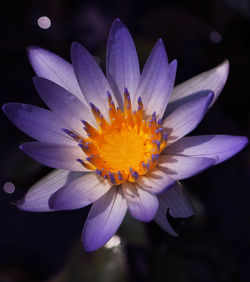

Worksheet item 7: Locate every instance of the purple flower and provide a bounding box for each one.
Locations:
[3,19,248,251]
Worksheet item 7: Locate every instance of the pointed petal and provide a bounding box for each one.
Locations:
[71,42,117,120]
[169,60,229,108]
[133,39,176,117]
[158,155,215,180]
[123,181,159,222]
[137,168,176,194]
[17,169,84,212]
[49,173,112,210]
[106,18,140,106]
[163,135,248,165]
[154,182,195,236]
[2,103,73,144]
[163,92,213,145]
[82,186,127,252]
[27,46,86,104]
[20,142,87,171]
[33,77,96,135]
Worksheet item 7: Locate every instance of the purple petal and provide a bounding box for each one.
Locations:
[158,155,215,180]
[163,135,248,165]
[27,46,86,104]
[82,186,127,252]
[3,103,73,144]
[71,42,116,120]
[33,77,96,135]
[17,169,84,212]
[123,181,159,222]
[137,168,176,194]
[154,182,195,236]
[169,60,229,108]
[163,92,213,145]
[20,141,87,171]
[49,173,112,210]
[133,39,176,117]
[106,18,140,107]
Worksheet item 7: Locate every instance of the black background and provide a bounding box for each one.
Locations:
[0,0,249,281]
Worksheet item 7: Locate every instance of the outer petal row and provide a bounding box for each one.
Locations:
[106,18,140,107]
[20,142,87,171]
[123,181,159,222]
[49,173,112,210]
[133,39,176,118]
[163,92,214,145]
[2,103,73,145]
[168,60,229,111]
[154,182,195,236]
[163,135,248,165]
[33,77,96,136]
[27,46,86,104]
[17,169,84,212]
[82,186,127,252]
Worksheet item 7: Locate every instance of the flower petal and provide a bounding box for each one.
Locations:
[163,92,213,145]
[168,60,229,109]
[17,169,84,212]
[133,39,176,117]
[106,18,140,107]
[71,42,117,120]
[49,173,112,210]
[123,181,159,222]
[2,103,73,144]
[20,142,87,171]
[33,77,96,135]
[82,186,127,252]
[163,135,248,165]
[154,182,195,236]
[27,46,86,104]
[137,168,176,194]
[158,155,215,180]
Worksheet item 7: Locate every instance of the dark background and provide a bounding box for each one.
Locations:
[0,0,249,281]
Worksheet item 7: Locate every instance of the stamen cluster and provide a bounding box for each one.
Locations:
[63,89,168,184]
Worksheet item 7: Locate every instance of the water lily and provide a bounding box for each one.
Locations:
[3,19,248,251]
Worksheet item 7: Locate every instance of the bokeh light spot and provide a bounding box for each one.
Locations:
[37,16,51,29]
[104,235,121,249]
[209,31,222,44]
[3,182,15,194]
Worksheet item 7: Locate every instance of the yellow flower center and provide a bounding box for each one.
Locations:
[64,89,167,185]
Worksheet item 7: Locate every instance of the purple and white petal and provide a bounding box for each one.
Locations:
[17,169,84,212]
[106,18,140,107]
[163,135,248,165]
[20,142,87,171]
[33,77,96,135]
[133,39,176,117]
[49,173,112,210]
[169,60,229,108]
[27,46,86,104]
[82,186,127,252]
[123,181,159,222]
[71,42,117,120]
[3,103,73,145]
[158,155,215,180]
[137,168,176,194]
[154,182,195,236]
[163,92,213,145]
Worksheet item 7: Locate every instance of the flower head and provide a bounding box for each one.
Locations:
[3,19,248,251]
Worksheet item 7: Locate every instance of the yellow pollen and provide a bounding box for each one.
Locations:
[67,89,168,185]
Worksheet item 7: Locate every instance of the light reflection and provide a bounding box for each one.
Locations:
[3,182,15,194]
[209,31,222,44]
[37,16,51,29]
[104,235,121,249]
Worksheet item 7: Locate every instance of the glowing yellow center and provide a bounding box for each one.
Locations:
[64,90,167,185]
